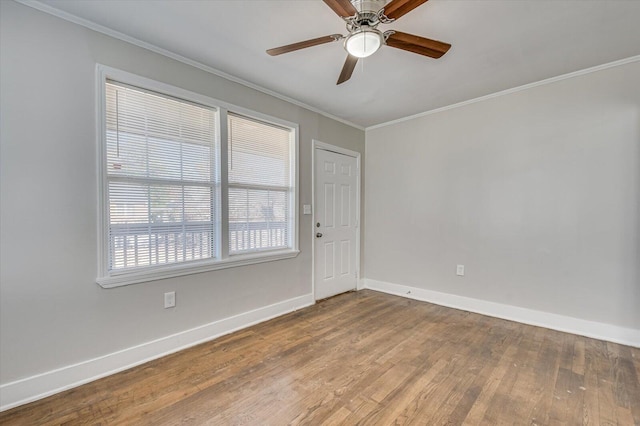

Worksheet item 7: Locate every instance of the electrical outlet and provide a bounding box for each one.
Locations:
[164,291,176,308]
[456,265,465,276]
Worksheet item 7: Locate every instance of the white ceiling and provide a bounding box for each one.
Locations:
[38,0,640,128]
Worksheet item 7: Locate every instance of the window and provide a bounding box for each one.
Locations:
[228,114,293,254]
[105,81,218,272]
[97,66,298,287]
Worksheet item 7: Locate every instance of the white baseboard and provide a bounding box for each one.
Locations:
[364,279,640,348]
[0,293,314,412]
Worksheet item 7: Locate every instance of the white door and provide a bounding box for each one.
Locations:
[314,147,359,300]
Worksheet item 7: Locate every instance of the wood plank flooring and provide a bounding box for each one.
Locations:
[1,290,638,425]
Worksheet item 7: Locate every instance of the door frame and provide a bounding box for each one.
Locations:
[311,139,361,301]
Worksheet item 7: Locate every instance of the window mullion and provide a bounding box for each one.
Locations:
[179,110,186,262]
[211,110,220,260]
[219,108,230,260]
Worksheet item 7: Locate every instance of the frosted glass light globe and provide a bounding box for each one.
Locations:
[345,29,382,58]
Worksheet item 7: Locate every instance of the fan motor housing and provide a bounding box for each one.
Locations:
[350,0,389,27]
[351,0,388,15]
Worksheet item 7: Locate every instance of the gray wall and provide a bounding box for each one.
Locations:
[365,60,640,330]
[0,1,364,384]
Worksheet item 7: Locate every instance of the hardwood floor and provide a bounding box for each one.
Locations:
[1,290,639,425]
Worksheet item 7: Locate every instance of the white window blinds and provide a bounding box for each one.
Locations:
[228,113,293,253]
[105,81,218,272]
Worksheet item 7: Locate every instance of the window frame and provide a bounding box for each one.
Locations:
[227,113,296,255]
[96,65,299,288]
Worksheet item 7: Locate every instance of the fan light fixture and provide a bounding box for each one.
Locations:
[265,0,452,85]
[344,28,382,58]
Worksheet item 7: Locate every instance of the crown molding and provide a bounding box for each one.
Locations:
[13,0,365,131]
[367,54,640,131]
[12,1,639,134]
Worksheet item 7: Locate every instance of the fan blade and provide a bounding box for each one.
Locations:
[337,55,358,85]
[323,0,357,17]
[386,31,451,58]
[383,0,429,20]
[267,35,341,56]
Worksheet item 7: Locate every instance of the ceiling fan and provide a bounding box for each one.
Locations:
[266,0,451,85]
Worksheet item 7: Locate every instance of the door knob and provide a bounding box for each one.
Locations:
[316,232,323,238]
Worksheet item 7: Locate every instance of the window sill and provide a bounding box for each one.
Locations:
[96,249,300,288]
